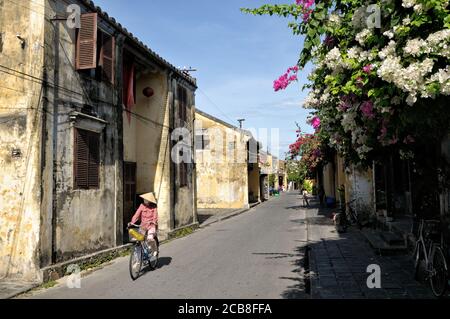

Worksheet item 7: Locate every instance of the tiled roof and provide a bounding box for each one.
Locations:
[80,0,197,87]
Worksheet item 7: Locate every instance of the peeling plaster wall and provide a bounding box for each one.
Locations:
[0,0,46,281]
[195,112,249,209]
[40,0,122,263]
[173,84,196,227]
[345,166,375,215]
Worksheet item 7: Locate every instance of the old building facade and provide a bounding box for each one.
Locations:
[0,0,197,282]
[194,110,260,209]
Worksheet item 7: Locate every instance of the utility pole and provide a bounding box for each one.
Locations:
[238,119,245,129]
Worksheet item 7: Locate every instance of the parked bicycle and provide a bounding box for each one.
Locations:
[332,199,358,233]
[413,219,448,297]
[128,223,159,280]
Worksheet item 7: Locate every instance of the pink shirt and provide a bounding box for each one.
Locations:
[131,204,158,232]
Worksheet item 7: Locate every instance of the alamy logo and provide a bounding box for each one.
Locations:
[366,264,381,289]
[66,4,81,29]
[66,264,81,289]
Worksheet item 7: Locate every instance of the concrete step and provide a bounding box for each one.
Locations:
[380,231,405,246]
[361,229,407,254]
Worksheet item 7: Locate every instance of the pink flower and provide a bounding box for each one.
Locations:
[311,116,321,130]
[273,65,300,91]
[296,0,315,8]
[363,64,373,74]
[360,100,375,119]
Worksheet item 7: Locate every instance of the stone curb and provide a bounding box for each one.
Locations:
[1,282,42,300]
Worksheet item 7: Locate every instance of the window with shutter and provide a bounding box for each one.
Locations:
[178,86,188,124]
[100,32,115,84]
[76,13,98,70]
[74,128,100,189]
[180,162,188,187]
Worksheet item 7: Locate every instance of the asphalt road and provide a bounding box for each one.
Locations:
[27,192,309,299]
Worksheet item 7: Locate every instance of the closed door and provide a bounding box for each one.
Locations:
[123,162,136,242]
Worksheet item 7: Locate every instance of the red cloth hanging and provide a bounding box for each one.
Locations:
[123,60,135,124]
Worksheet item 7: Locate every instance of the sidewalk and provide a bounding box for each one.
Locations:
[0,280,40,300]
[198,201,261,228]
[306,201,446,299]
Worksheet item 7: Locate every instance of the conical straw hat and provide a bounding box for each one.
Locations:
[139,192,157,204]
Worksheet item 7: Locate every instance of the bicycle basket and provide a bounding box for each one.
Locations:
[128,228,145,241]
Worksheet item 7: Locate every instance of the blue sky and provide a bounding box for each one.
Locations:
[95,0,314,158]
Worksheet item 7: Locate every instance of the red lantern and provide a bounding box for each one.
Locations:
[143,87,154,97]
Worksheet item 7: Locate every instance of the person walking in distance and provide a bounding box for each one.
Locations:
[302,188,310,207]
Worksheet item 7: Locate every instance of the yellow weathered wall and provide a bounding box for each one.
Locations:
[248,165,260,203]
[323,162,335,198]
[195,112,249,209]
[123,71,172,233]
[0,0,46,281]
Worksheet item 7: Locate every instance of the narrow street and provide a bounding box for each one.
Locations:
[22,192,441,299]
[26,192,309,299]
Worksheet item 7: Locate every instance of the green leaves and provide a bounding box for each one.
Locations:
[240,4,303,19]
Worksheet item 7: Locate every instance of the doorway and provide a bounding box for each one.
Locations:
[123,162,137,243]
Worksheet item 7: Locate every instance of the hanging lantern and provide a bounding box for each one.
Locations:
[143,87,154,97]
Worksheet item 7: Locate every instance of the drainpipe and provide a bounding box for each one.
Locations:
[51,21,60,264]
[168,71,176,230]
[192,101,198,225]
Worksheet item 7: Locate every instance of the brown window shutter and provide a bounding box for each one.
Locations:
[88,133,100,188]
[101,32,115,84]
[75,129,89,189]
[76,13,98,70]
[75,128,100,189]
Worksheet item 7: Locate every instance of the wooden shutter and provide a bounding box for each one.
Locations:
[88,133,100,188]
[180,162,188,187]
[101,32,115,84]
[75,128,100,189]
[75,129,89,188]
[76,13,98,70]
[178,86,188,123]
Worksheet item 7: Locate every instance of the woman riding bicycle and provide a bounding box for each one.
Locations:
[128,192,159,257]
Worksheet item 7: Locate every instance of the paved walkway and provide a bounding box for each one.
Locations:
[306,200,448,299]
[0,280,39,299]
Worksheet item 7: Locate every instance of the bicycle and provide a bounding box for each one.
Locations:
[127,223,159,281]
[343,199,363,229]
[413,219,448,297]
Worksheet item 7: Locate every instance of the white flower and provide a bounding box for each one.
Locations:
[347,46,361,60]
[341,112,357,132]
[406,94,417,106]
[402,0,416,8]
[355,29,372,46]
[378,40,396,60]
[404,38,427,56]
[402,17,411,25]
[328,14,341,27]
[413,4,423,13]
[383,30,394,39]
[303,91,320,109]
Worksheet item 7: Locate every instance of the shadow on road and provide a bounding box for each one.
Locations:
[157,257,172,269]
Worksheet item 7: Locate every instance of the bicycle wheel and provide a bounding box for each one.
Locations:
[129,244,143,281]
[414,241,425,281]
[148,240,159,270]
[430,246,448,297]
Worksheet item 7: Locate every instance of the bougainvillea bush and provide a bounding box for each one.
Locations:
[243,0,450,168]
